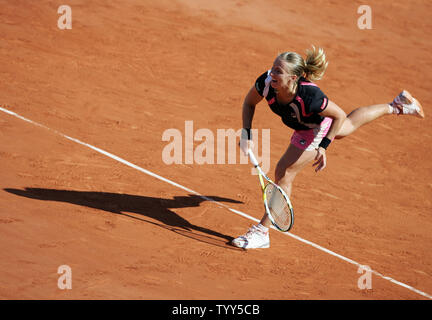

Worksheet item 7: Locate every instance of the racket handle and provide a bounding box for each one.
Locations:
[248,149,259,167]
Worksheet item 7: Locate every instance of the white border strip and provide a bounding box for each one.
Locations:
[1,106,431,300]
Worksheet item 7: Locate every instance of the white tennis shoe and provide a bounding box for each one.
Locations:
[391,90,425,118]
[232,225,270,249]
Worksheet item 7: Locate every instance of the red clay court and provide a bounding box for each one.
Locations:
[1,0,431,299]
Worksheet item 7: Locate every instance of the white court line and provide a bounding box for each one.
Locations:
[1,105,431,300]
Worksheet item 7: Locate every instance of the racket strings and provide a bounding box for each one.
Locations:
[264,184,292,229]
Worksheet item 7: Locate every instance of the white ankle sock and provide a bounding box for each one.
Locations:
[389,104,400,114]
[257,223,269,233]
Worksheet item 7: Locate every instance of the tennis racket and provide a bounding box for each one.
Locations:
[248,149,294,232]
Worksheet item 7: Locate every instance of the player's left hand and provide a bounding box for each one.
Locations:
[313,147,326,172]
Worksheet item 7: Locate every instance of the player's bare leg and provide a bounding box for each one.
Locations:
[336,91,424,139]
[335,104,390,139]
[259,144,316,228]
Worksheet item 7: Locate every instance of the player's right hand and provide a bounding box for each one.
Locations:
[239,138,254,156]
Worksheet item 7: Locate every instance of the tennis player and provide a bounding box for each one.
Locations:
[232,46,424,249]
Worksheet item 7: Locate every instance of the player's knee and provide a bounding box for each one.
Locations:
[336,118,354,139]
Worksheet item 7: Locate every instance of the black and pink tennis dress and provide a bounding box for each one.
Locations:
[255,70,333,151]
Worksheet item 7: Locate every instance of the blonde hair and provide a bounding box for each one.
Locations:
[278,46,328,82]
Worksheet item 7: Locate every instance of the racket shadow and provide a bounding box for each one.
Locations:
[4,187,243,250]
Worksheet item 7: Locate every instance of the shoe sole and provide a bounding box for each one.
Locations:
[231,239,270,249]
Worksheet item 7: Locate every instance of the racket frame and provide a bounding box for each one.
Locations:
[248,149,294,232]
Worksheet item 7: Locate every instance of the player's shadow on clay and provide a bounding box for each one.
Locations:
[4,188,243,250]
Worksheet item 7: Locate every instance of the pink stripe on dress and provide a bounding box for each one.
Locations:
[320,117,333,136]
[295,96,313,117]
[321,97,328,110]
[300,81,318,87]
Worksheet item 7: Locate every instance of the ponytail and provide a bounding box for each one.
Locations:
[304,45,328,81]
[277,46,328,82]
